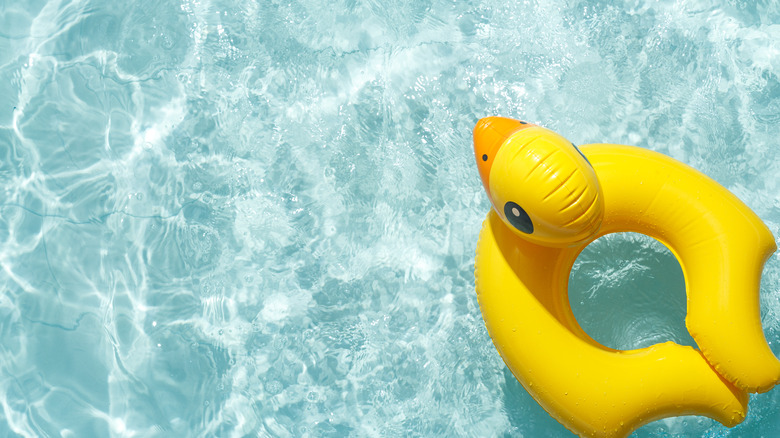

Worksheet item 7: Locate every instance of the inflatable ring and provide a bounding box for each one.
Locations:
[473,117,780,437]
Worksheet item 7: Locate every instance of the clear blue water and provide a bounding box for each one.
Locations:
[1,0,780,436]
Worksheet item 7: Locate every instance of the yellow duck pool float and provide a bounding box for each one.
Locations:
[473,116,780,437]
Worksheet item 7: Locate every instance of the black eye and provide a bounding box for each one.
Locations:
[482,154,488,161]
[572,143,592,167]
[504,201,533,234]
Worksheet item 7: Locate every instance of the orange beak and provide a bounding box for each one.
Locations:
[473,117,535,195]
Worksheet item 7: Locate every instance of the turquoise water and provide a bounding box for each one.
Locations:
[1,0,780,436]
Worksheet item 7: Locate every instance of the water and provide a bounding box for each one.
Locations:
[1,0,780,436]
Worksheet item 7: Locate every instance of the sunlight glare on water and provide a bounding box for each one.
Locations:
[1,0,780,436]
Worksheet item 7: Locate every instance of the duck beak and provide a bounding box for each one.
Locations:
[473,117,535,195]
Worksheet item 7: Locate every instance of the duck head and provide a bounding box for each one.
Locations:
[474,116,604,247]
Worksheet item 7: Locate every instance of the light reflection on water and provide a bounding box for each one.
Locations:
[1,0,780,437]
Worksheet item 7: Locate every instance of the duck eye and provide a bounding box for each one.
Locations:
[482,154,488,161]
[572,142,592,167]
[504,201,534,234]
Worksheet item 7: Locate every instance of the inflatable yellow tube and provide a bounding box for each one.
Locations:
[473,117,779,437]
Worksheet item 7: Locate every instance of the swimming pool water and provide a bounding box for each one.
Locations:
[1,0,780,436]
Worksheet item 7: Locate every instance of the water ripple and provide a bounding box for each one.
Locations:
[0,0,779,437]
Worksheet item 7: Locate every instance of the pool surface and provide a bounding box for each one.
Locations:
[1,0,780,436]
